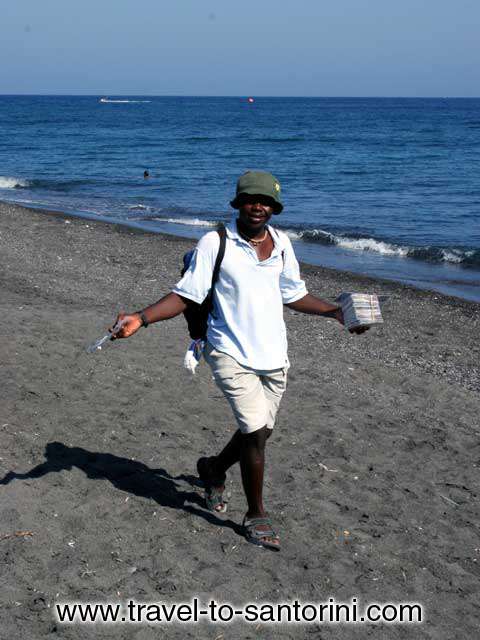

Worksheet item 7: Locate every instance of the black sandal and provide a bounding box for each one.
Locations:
[243,516,281,551]
[196,457,228,513]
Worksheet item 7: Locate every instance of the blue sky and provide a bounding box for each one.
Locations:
[1,0,479,96]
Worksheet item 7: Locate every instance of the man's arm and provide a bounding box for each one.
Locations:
[112,292,188,338]
[111,232,218,339]
[286,293,342,319]
[286,294,369,334]
[140,292,188,324]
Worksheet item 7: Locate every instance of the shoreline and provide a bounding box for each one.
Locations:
[3,199,480,307]
[1,199,479,639]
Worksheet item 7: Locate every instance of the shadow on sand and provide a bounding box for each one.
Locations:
[0,441,243,536]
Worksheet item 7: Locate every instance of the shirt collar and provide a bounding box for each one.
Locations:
[225,216,283,250]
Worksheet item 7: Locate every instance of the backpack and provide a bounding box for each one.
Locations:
[181,224,227,340]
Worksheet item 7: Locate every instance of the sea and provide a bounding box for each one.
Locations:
[1,95,479,302]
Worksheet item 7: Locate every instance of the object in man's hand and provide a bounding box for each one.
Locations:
[85,318,127,353]
[336,293,383,330]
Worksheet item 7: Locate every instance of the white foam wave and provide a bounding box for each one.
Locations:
[336,237,410,257]
[150,217,217,228]
[286,225,475,264]
[284,230,303,241]
[286,226,411,256]
[440,249,464,264]
[0,176,30,189]
[286,228,337,243]
[128,204,151,210]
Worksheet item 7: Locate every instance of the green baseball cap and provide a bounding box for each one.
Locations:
[230,170,283,213]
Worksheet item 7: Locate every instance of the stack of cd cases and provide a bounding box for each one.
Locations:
[336,293,384,330]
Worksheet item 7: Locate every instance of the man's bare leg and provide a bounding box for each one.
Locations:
[208,427,278,547]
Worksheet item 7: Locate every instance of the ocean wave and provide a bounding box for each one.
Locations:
[140,216,479,266]
[0,177,94,192]
[408,247,480,267]
[25,178,94,192]
[128,204,151,210]
[0,176,30,189]
[283,227,479,266]
[337,237,410,257]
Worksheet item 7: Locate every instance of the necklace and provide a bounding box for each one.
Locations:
[239,229,268,246]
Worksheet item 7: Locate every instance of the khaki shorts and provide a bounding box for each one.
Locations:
[204,343,288,434]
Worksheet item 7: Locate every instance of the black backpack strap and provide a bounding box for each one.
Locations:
[206,224,226,319]
[211,224,226,290]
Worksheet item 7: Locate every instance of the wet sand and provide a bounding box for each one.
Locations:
[0,201,479,639]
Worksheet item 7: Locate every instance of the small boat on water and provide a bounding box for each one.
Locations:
[98,96,151,104]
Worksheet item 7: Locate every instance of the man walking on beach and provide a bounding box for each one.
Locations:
[113,170,365,551]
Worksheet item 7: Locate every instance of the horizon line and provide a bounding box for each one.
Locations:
[1,93,479,100]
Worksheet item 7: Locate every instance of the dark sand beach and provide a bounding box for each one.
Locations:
[1,201,479,639]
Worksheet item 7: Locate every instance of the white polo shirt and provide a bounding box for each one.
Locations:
[172,219,308,370]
